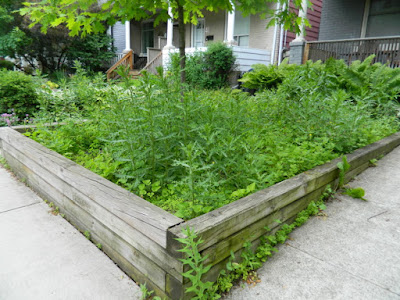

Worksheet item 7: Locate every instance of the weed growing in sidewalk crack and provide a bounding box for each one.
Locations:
[84,230,91,240]
[337,155,367,201]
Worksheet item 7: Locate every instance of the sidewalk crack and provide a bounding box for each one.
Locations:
[0,202,40,215]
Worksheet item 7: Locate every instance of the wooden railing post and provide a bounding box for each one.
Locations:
[302,42,310,64]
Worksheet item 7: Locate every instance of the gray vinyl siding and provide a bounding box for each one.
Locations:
[112,22,126,53]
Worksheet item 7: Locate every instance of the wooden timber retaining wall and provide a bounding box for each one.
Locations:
[1,126,400,299]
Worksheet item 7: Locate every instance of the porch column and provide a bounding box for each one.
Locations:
[290,0,307,64]
[226,4,235,45]
[124,20,131,53]
[293,0,308,42]
[164,6,175,49]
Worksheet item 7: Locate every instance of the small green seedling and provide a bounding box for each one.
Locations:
[84,230,91,240]
[96,243,102,250]
[337,156,350,189]
[344,187,367,201]
[369,158,378,167]
[140,283,154,300]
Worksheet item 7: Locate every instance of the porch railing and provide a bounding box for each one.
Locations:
[305,36,400,67]
[106,50,133,80]
[141,51,163,75]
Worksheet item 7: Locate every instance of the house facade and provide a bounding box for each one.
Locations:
[110,5,279,73]
[300,0,400,67]
[108,0,324,75]
[319,0,400,40]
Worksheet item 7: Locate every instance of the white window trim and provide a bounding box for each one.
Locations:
[361,0,371,38]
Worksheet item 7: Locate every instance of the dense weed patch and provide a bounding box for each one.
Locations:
[27,58,400,220]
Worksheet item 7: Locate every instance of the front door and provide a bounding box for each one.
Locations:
[193,19,205,47]
[142,22,154,54]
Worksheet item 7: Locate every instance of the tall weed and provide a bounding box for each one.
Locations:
[29,59,399,220]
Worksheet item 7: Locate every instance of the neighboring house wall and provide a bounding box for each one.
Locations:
[318,0,365,40]
[249,13,276,51]
[112,22,126,53]
[366,0,400,37]
[286,0,323,47]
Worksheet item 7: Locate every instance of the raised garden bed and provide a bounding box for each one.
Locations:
[1,126,400,299]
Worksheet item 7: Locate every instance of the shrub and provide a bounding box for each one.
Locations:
[168,42,236,89]
[0,59,14,70]
[66,33,116,72]
[202,42,236,89]
[0,70,39,117]
[34,61,108,122]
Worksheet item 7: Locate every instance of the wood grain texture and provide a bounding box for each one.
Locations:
[0,128,182,246]
[2,126,399,299]
[1,145,173,289]
[0,127,185,296]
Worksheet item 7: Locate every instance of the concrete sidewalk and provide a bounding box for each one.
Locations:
[0,164,141,300]
[225,146,400,300]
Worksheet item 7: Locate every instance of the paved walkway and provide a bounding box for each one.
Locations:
[1,146,400,300]
[0,164,141,300]
[225,146,400,300]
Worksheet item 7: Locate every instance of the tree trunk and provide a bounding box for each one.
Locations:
[177,3,186,84]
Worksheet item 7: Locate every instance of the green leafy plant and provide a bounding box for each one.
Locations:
[215,189,329,295]
[177,227,220,299]
[169,42,235,89]
[0,155,10,169]
[0,59,14,70]
[140,283,153,300]
[369,158,378,167]
[337,156,351,189]
[27,58,399,220]
[239,62,291,90]
[344,187,367,201]
[336,156,367,201]
[84,230,91,240]
[139,283,163,300]
[0,70,39,118]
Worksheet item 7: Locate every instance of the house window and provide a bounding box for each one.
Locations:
[366,0,400,37]
[192,19,205,47]
[234,10,250,47]
[142,22,154,54]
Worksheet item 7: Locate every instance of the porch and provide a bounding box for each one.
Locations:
[304,36,400,67]
[290,0,400,66]
[106,5,277,79]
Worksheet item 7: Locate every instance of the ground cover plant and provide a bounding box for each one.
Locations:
[26,57,400,220]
